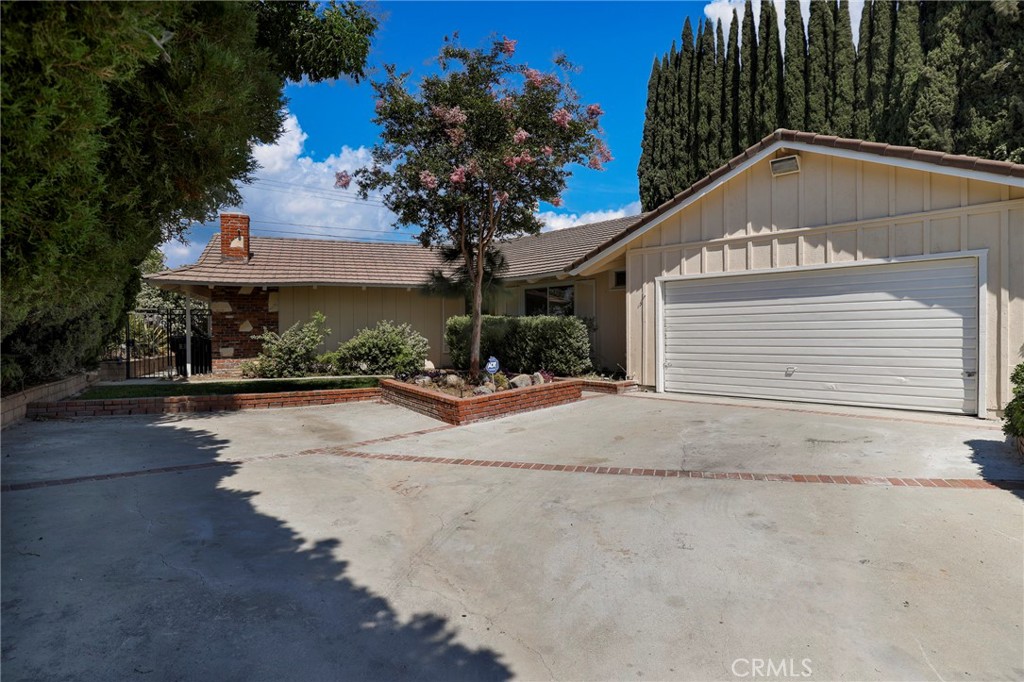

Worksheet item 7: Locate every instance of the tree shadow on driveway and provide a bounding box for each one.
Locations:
[1,419,511,681]
[965,436,1024,500]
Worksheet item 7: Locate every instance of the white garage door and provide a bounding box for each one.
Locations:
[661,258,979,414]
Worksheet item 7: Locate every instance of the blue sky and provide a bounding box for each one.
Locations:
[165,0,848,267]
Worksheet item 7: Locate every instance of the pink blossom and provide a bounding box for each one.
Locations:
[550,196,563,207]
[446,127,466,145]
[375,99,385,113]
[587,155,604,170]
[596,140,613,163]
[518,150,534,165]
[498,96,514,110]
[334,171,352,189]
[466,159,481,176]
[431,104,468,126]
[450,166,467,184]
[551,108,572,129]
[542,145,553,156]
[513,127,530,144]
[419,170,439,190]
[524,68,558,88]
[499,36,517,56]
[586,103,604,119]
[503,151,535,170]
[496,191,509,205]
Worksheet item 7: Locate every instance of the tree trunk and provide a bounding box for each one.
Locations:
[468,247,486,381]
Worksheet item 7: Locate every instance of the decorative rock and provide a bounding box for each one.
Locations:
[483,381,496,392]
[423,360,435,370]
[473,385,494,395]
[414,376,433,388]
[510,373,532,389]
[238,320,253,333]
[444,374,464,388]
[531,372,545,385]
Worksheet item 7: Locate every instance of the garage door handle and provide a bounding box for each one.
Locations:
[964,370,977,378]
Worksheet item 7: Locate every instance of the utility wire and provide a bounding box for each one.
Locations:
[249,182,387,208]
[249,227,416,243]
[250,217,416,237]
[251,176,386,201]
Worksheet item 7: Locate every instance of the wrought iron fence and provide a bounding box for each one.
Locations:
[104,308,212,379]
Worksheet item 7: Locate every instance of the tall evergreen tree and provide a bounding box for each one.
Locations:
[738,0,758,147]
[830,0,856,136]
[661,41,680,198]
[717,19,731,159]
[782,0,807,130]
[755,0,782,137]
[727,10,742,154]
[694,20,721,176]
[637,56,662,210]
[806,0,834,133]
[852,0,874,138]
[653,51,673,205]
[886,0,924,144]
[866,0,894,139]
[906,2,961,152]
[678,18,697,189]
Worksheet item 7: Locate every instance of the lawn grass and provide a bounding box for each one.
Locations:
[76,376,379,400]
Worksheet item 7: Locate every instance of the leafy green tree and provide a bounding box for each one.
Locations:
[782,0,807,130]
[755,0,782,138]
[831,0,856,136]
[354,38,608,378]
[1,1,376,391]
[886,0,923,144]
[739,0,758,147]
[806,0,834,133]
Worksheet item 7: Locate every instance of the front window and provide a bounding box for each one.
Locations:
[525,285,574,316]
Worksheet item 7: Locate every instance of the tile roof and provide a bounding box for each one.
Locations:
[568,129,1024,272]
[147,213,645,288]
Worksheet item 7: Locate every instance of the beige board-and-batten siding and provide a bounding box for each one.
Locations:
[624,149,1024,414]
[277,286,465,366]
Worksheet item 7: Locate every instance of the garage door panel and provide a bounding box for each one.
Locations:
[661,258,979,414]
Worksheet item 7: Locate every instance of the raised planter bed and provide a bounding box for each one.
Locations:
[554,377,638,395]
[26,387,380,419]
[380,378,583,425]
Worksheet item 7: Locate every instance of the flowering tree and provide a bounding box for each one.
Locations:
[345,36,610,378]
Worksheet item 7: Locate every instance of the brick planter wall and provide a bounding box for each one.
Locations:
[380,378,582,425]
[27,387,380,419]
[554,377,638,394]
[2,372,99,429]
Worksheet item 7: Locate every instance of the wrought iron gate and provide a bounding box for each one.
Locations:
[120,308,212,379]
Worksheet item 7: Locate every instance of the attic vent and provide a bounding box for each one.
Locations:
[770,155,801,177]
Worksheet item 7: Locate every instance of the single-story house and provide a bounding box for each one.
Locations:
[146,212,639,373]
[149,129,1024,417]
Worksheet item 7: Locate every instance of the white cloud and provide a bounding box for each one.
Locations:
[704,0,864,51]
[160,240,206,267]
[537,200,643,232]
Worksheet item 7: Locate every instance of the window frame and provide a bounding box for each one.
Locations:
[611,270,627,290]
[523,284,576,316]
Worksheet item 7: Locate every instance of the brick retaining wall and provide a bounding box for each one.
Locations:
[3,372,99,429]
[380,379,582,425]
[555,377,638,394]
[27,387,380,419]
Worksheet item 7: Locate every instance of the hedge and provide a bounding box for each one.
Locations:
[1003,362,1024,437]
[445,315,591,377]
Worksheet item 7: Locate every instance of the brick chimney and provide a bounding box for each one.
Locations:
[220,213,250,261]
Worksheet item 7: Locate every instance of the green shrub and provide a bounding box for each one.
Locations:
[1003,362,1024,437]
[444,315,591,377]
[241,312,330,378]
[321,320,429,376]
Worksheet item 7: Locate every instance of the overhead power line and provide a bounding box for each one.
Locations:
[249,227,416,243]
[249,181,387,207]
[250,217,416,237]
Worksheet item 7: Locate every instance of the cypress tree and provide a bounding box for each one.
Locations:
[717,19,731,160]
[782,0,807,130]
[727,9,742,154]
[638,56,662,210]
[886,0,924,144]
[831,0,856,136]
[678,18,697,188]
[653,51,673,205]
[866,0,894,140]
[852,0,873,138]
[806,0,834,133]
[738,0,758,147]
[907,2,962,152]
[662,41,680,196]
[755,0,782,138]
[695,20,721,177]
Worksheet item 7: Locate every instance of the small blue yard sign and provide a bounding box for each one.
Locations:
[485,356,500,375]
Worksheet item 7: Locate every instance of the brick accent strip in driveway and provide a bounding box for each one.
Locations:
[3,440,1022,493]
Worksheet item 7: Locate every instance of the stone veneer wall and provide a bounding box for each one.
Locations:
[210,286,279,373]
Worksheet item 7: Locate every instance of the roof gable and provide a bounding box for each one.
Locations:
[569,129,1024,274]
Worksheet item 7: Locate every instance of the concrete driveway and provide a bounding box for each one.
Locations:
[2,395,1022,680]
